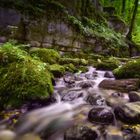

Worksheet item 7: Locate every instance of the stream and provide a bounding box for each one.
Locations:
[0,66,139,140]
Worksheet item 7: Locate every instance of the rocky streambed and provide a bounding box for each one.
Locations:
[0,66,140,140]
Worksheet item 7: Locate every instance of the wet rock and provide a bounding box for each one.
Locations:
[86,94,106,106]
[21,97,56,111]
[108,15,128,35]
[111,92,123,97]
[93,71,98,78]
[0,37,7,43]
[63,74,75,85]
[74,75,84,81]
[20,134,41,140]
[122,124,140,136]
[62,90,86,101]
[0,130,15,140]
[104,71,114,78]
[129,135,140,140]
[106,94,129,107]
[114,102,140,124]
[88,107,114,124]
[106,126,123,140]
[99,79,140,92]
[129,91,140,102]
[30,41,41,47]
[85,73,94,80]
[64,125,98,140]
[76,80,95,88]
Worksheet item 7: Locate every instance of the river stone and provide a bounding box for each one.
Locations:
[74,75,84,81]
[85,73,94,80]
[129,91,140,102]
[0,36,7,43]
[64,125,98,140]
[104,71,114,78]
[0,130,15,140]
[62,90,85,101]
[99,79,140,92]
[88,107,114,124]
[85,94,106,106]
[106,126,123,140]
[106,95,128,108]
[63,74,75,85]
[93,71,98,78]
[76,80,95,88]
[114,102,140,124]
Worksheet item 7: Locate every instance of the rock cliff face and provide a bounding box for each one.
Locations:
[0,7,20,28]
[0,0,129,56]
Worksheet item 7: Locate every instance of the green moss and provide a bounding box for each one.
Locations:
[88,54,105,60]
[49,64,65,77]
[0,42,29,66]
[96,58,119,70]
[59,57,88,66]
[30,48,60,64]
[63,63,78,73]
[0,60,53,108]
[78,66,88,73]
[67,15,127,56]
[0,43,53,108]
[113,59,140,79]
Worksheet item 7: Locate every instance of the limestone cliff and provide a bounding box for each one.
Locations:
[0,0,129,57]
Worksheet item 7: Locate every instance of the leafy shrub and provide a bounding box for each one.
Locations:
[113,59,140,79]
[30,48,60,64]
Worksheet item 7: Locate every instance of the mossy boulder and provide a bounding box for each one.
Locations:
[64,63,78,73]
[96,57,120,70]
[0,42,29,66]
[113,59,140,79]
[78,66,88,73]
[59,58,88,66]
[0,43,53,108]
[30,48,60,64]
[0,60,53,108]
[49,64,65,77]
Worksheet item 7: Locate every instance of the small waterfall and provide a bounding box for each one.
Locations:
[13,66,119,140]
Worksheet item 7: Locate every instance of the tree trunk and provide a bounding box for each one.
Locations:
[126,0,139,56]
[121,0,126,16]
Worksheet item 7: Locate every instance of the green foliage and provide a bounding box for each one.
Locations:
[0,43,53,108]
[49,64,65,77]
[133,11,140,45]
[30,48,60,64]
[67,15,84,33]
[67,15,127,50]
[113,59,140,79]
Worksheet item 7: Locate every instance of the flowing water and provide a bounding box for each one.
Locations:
[0,66,129,140]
